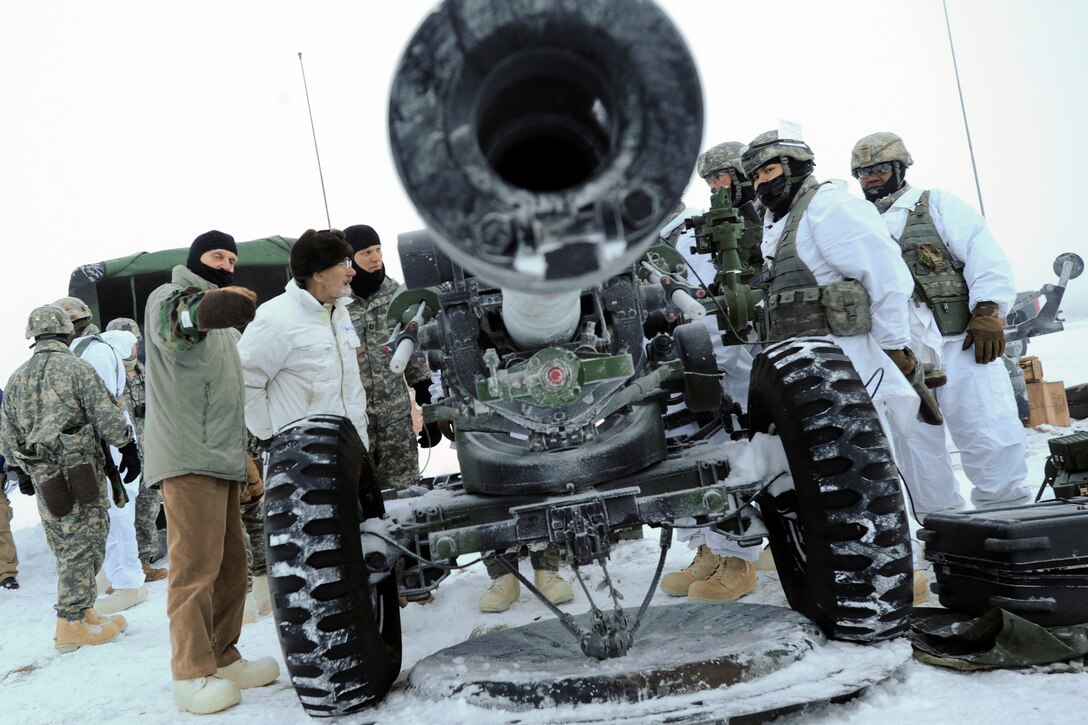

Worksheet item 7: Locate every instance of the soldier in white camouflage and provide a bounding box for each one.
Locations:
[106,317,168,581]
[343,225,435,491]
[0,305,139,651]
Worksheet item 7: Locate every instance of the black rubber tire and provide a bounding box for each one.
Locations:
[673,322,722,413]
[264,415,401,717]
[748,338,913,642]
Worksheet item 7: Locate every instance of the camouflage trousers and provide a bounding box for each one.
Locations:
[485,544,561,579]
[134,478,162,564]
[0,486,18,580]
[242,493,266,585]
[367,411,420,491]
[37,490,109,620]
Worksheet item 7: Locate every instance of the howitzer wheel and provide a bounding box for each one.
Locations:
[264,415,401,716]
[748,339,913,642]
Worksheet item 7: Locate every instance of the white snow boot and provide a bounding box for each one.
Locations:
[913,570,931,606]
[687,557,757,603]
[172,676,241,714]
[251,574,272,616]
[242,593,258,625]
[95,569,112,596]
[660,544,722,596]
[216,656,280,689]
[534,569,574,605]
[96,585,148,614]
[479,573,520,613]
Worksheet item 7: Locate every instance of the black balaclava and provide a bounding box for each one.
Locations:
[863,161,906,202]
[187,230,237,288]
[344,224,385,298]
[757,158,814,219]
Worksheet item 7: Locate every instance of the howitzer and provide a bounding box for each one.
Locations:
[262,0,914,716]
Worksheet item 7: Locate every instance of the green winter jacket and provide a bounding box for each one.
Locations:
[143,265,247,487]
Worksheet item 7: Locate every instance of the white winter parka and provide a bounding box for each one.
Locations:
[879,185,1017,365]
[238,280,369,448]
[759,179,920,438]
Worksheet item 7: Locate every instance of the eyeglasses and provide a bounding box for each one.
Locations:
[853,162,893,179]
[337,258,352,269]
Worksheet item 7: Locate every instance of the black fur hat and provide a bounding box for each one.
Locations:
[290,229,352,283]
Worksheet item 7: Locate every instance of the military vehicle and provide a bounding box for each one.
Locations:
[260,0,914,717]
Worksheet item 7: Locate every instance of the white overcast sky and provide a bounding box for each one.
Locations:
[1,0,1085,382]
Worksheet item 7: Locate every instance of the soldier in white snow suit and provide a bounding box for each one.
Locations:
[850,132,1031,520]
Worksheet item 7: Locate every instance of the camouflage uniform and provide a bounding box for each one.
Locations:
[123,360,163,563]
[348,275,431,490]
[242,435,266,585]
[0,338,132,620]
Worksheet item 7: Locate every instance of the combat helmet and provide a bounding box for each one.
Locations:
[851,132,913,174]
[741,130,815,178]
[697,142,745,180]
[26,305,74,339]
[106,317,141,340]
[52,296,92,322]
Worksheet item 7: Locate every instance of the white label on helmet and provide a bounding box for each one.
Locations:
[779,119,803,141]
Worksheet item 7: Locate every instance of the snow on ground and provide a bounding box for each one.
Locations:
[2,321,1086,724]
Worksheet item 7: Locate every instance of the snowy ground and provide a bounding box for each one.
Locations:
[2,320,1086,724]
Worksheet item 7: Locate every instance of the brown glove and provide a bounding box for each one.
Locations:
[962,301,1005,364]
[884,347,944,426]
[241,453,265,504]
[197,286,258,331]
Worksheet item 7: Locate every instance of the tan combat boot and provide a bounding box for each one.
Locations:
[55,614,120,653]
[142,561,168,582]
[478,573,520,613]
[533,570,574,605]
[85,608,128,633]
[687,557,757,603]
[913,570,930,606]
[660,544,722,596]
[172,676,241,714]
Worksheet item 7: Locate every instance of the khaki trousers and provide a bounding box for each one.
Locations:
[161,474,247,680]
[0,487,17,580]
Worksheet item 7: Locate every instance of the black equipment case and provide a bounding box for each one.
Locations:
[918,499,1088,626]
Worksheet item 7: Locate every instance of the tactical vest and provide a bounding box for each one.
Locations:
[762,183,873,341]
[896,190,970,335]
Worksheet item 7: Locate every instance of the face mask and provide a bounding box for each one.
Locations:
[189,261,234,288]
[124,357,137,372]
[863,174,902,202]
[756,175,792,216]
[350,263,385,298]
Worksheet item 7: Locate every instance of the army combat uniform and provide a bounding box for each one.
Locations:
[0,338,132,621]
[348,276,431,490]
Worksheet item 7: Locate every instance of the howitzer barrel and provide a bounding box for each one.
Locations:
[388,0,703,293]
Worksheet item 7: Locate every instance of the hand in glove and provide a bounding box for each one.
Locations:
[197,286,258,331]
[117,440,142,483]
[962,301,1005,364]
[8,466,34,496]
[412,382,442,448]
[884,347,944,426]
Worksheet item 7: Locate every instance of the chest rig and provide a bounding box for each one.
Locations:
[896,190,970,335]
[761,183,872,341]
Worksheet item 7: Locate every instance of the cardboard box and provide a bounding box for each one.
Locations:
[1019,355,1044,383]
[1027,380,1071,428]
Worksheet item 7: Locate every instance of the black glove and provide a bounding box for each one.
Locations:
[419,421,442,449]
[412,381,433,407]
[118,440,141,483]
[132,403,146,419]
[9,467,33,496]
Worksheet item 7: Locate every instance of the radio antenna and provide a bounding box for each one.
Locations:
[943,0,986,216]
[298,52,332,228]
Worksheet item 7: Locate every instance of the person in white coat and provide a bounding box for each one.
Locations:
[850,132,1030,521]
[56,295,149,615]
[664,131,936,605]
[237,229,369,451]
[659,142,767,602]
